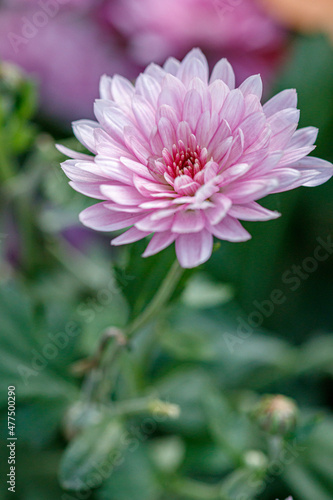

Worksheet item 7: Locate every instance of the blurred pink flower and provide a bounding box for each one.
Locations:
[59,49,333,268]
[0,0,285,122]
[106,0,286,82]
[0,2,138,121]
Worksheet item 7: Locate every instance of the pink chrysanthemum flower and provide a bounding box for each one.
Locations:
[59,49,333,268]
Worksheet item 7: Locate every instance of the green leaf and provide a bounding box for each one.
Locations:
[59,417,125,491]
[97,444,162,500]
[0,283,78,406]
[181,273,234,309]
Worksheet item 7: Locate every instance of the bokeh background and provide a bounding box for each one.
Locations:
[1,1,333,499]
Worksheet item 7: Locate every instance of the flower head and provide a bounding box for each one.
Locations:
[59,49,333,268]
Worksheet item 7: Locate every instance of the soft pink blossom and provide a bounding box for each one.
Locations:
[0,4,138,121]
[0,0,285,122]
[59,49,333,268]
[106,0,286,83]
[108,0,283,62]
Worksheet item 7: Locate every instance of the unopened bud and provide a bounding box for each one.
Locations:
[254,395,298,435]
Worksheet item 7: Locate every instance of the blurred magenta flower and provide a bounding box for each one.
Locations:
[59,49,333,268]
[107,0,285,78]
[0,1,139,121]
[0,0,285,122]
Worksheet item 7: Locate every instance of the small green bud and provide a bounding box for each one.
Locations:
[254,394,298,435]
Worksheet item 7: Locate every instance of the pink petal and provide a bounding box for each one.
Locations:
[163,57,181,76]
[269,124,299,150]
[79,203,142,231]
[263,89,297,118]
[111,227,150,246]
[221,89,245,130]
[142,231,176,257]
[72,120,99,153]
[278,146,316,168]
[157,105,179,131]
[268,108,300,137]
[181,49,209,73]
[95,156,134,185]
[210,58,235,90]
[94,128,129,158]
[175,229,213,268]
[204,161,220,183]
[209,80,229,114]
[144,63,166,83]
[174,175,200,196]
[204,194,232,225]
[61,159,106,182]
[132,94,156,139]
[100,184,148,205]
[133,174,173,197]
[121,157,153,180]
[123,129,151,164]
[208,119,232,156]
[177,121,193,147]
[225,178,279,203]
[179,57,209,87]
[195,182,219,203]
[99,75,113,100]
[290,127,318,148]
[135,212,174,232]
[239,75,263,99]
[211,216,251,242]
[291,157,333,187]
[243,94,262,117]
[99,106,134,146]
[56,144,93,161]
[183,89,202,132]
[229,202,281,221]
[239,112,266,150]
[69,181,105,200]
[171,210,205,233]
[135,74,161,109]
[158,117,177,149]
[158,74,186,118]
[111,75,135,106]
[218,163,251,184]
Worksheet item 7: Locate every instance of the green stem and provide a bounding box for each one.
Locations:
[89,259,183,402]
[169,478,229,500]
[124,259,183,340]
[0,136,13,182]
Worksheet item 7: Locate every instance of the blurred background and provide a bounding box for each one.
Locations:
[1,1,333,499]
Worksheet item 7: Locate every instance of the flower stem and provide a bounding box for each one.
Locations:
[86,259,183,402]
[169,478,229,500]
[124,259,183,340]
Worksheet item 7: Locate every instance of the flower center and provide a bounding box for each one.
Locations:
[162,140,207,180]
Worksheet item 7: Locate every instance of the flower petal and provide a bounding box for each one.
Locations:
[142,231,176,257]
[263,89,297,118]
[211,215,251,242]
[79,203,142,231]
[100,184,148,205]
[175,229,213,268]
[111,227,150,245]
[239,75,263,99]
[229,202,281,221]
[210,58,235,89]
[171,210,205,233]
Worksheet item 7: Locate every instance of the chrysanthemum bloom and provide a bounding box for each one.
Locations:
[59,49,333,268]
